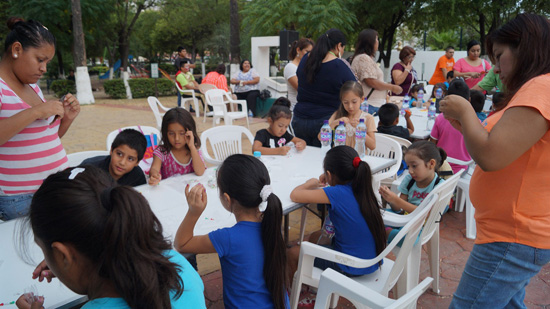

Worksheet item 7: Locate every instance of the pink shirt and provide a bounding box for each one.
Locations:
[153,146,206,179]
[453,58,492,88]
[0,79,68,195]
[430,114,471,173]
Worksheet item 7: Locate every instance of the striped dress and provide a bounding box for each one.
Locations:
[0,79,68,195]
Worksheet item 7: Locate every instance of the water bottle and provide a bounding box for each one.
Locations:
[248,109,254,118]
[435,88,443,99]
[417,89,424,106]
[401,95,410,117]
[334,121,346,147]
[318,214,335,243]
[253,151,262,161]
[360,98,369,113]
[320,120,332,153]
[427,99,436,130]
[355,119,367,158]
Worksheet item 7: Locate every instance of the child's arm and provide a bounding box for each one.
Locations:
[186,131,206,176]
[290,177,330,204]
[379,185,418,213]
[174,184,216,254]
[291,136,306,151]
[365,131,376,150]
[253,140,291,155]
[148,155,163,185]
[405,110,414,134]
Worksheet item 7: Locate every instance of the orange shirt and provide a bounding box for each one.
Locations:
[201,71,228,92]
[469,74,550,249]
[429,55,454,85]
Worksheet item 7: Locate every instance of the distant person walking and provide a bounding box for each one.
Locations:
[429,46,455,85]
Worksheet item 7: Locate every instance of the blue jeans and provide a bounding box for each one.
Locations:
[368,105,379,116]
[0,193,34,220]
[450,242,550,308]
[291,116,327,147]
[177,90,182,107]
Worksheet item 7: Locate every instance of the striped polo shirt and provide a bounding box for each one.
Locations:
[0,79,68,195]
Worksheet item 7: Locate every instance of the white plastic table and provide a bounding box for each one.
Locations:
[375,107,436,139]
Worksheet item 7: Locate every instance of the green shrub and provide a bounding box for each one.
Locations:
[88,65,109,75]
[103,78,176,99]
[103,79,126,99]
[50,80,76,97]
[159,63,177,75]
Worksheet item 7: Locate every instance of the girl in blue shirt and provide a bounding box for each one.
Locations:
[288,145,387,277]
[174,154,289,309]
[15,166,205,309]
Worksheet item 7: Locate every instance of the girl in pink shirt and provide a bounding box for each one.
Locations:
[149,108,206,185]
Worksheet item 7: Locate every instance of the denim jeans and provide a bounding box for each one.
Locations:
[291,116,327,147]
[0,193,34,220]
[450,242,550,308]
[177,90,182,107]
[368,105,379,116]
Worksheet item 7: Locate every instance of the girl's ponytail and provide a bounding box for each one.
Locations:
[436,146,447,170]
[261,193,287,309]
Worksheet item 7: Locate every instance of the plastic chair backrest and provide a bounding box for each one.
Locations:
[204,88,228,111]
[315,268,433,309]
[67,150,110,167]
[376,133,411,150]
[370,134,402,186]
[147,96,165,129]
[198,83,216,95]
[200,125,254,165]
[106,126,161,151]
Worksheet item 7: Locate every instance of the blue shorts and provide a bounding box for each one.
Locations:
[0,193,33,220]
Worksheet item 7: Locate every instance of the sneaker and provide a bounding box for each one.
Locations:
[206,111,214,117]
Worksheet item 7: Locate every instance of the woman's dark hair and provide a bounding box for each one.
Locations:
[28,166,183,308]
[466,40,481,53]
[406,140,447,170]
[4,17,56,52]
[305,28,346,83]
[216,154,287,309]
[160,107,200,153]
[239,59,253,71]
[323,146,386,266]
[215,63,226,75]
[487,13,550,108]
[334,81,363,119]
[399,46,416,62]
[267,97,292,121]
[289,38,314,60]
[351,29,378,62]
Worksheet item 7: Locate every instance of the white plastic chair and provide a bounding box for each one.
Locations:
[447,157,476,239]
[199,125,254,165]
[175,81,200,117]
[147,96,170,130]
[376,133,411,187]
[290,194,436,309]
[67,150,110,167]
[369,134,403,202]
[204,89,249,128]
[383,170,463,294]
[314,268,433,309]
[106,126,161,151]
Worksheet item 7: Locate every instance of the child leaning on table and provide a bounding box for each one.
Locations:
[82,129,147,186]
[378,141,446,242]
[287,146,386,278]
[15,166,205,309]
[252,97,306,155]
[174,154,289,309]
[325,81,377,150]
[149,107,206,185]
[376,103,414,140]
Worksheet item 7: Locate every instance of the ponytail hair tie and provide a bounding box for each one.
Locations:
[352,157,361,168]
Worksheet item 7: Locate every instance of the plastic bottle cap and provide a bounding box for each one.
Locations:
[253,151,261,158]
[360,118,365,123]
[323,120,329,124]
[339,121,344,125]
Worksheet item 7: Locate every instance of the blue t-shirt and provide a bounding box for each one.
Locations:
[82,250,205,308]
[294,54,357,120]
[398,174,444,206]
[323,183,379,275]
[209,221,289,309]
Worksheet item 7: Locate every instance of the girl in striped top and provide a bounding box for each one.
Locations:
[0,17,80,220]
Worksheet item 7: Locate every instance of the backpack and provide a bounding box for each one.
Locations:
[406,176,443,191]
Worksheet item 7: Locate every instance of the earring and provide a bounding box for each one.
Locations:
[13,54,17,58]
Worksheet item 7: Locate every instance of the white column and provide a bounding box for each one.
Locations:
[75,66,95,104]
[122,69,132,99]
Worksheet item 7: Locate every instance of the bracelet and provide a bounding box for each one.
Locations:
[405,69,410,73]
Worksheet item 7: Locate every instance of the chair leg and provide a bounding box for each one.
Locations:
[246,115,250,129]
[193,99,200,118]
[298,207,308,245]
[329,294,340,309]
[397,243,422,298]
[289,272,302,309]
[426,229,440,294]
[455,187,465,212]
[465,199,476,239]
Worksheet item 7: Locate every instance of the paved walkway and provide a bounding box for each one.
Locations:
[58,93,550,308]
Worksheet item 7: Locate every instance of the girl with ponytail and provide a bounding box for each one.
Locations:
[174,154,289,309]
[288,145,386,278]
[16,166,205,309]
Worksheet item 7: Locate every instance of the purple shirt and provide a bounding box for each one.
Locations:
[390,62,417,96]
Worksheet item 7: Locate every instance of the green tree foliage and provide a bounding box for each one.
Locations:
[426,30,459,50]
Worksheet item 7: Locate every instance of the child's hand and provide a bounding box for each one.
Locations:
[404,109,411,119]
[278,146,291,155]
[349,117,360,127]
[304,178,321,189]
[338,117,350,125]
[295,140,306,151]
[184,131,195,149]
[379,186,399,205]
[319,174,328,186]
[185,183,207,215]
[16,293,44,309]
[148,171,162,186]
[32,260,55,283]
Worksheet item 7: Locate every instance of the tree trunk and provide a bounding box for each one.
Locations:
[71,0,95,104]
[479,13,486,55]
[57,51,64,78]
[229,0,240,64]
[119,29,130,71]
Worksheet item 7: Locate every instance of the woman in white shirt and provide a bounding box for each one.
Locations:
[284,38,314,111]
